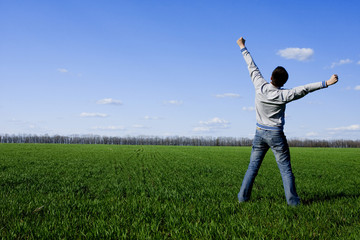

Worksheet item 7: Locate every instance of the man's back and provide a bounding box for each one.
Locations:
[240,47,329,130]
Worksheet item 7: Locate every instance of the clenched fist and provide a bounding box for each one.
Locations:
[237,37,246,49]
[326,74,338,86]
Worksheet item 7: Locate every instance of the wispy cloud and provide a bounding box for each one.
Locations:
[328,124,360,131]
[306,132,319,137]
[80,112,108,118]
[96,98,123,105]
[91,126,125,130]
[132,124,148,129]
[215,93,241,98]
[355,85,360,91]
[330,59,352,68]
[357,60,360,65]
[306,101,322,105]
[57,68,69,73]
[144,115,160,120]
[7,118,52,134]
[199,117,229,126]
[193,126,212,132]
[164,100,183,105]
[193,117,230,132]
[9,118,30,124]
[277,48,314,61]
[242,106,255,112]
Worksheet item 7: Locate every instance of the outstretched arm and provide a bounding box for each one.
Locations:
[237,37,267,89]
[280,74,339,103]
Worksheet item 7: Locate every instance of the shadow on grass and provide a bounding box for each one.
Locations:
[302,192,360,205]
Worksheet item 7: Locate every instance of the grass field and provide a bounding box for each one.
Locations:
[0,144,359,239]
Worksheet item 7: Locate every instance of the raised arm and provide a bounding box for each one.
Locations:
[237,37,267,90]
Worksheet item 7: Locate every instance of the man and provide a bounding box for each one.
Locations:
[236,37,338,206]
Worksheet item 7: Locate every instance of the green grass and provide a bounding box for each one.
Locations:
[0,144,359,239]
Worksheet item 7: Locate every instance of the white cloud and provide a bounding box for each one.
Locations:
[91,126,125,131]
[306,101,322,105]
[330,59,352,68]
[80,112,108,118]
[164,100,183,105]
[132,124,148,129]
[328,124,360,131]
[96,98,123,105]
[9,118,29,124]
[57,68,69,73]
[193,126,211,132]
[354,85,360,90]
[277,48,314,61]
[357,60,360,65]
[199,117,229,126]
[144,115,160,120]
[242,106,255,112]
[193,117,230,132]
[306,132,318,137]
[7,119,53,134]
[215,93,241,98]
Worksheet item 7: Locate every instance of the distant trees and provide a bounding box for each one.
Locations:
[0,134,359,148]
[0,134,252,146]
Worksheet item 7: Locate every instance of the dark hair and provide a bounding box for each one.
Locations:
[271,66,288,87]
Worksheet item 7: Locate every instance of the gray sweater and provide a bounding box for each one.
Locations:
[241,47,327,130]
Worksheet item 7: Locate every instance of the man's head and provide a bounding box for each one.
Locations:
[271,66,288,88]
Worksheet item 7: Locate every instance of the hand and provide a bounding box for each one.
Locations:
[326,74,338,86]
[237,37,246,49]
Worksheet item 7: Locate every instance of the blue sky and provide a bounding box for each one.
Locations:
[1,0,359,140]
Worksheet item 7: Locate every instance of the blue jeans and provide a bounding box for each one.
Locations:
[238,128,300,206]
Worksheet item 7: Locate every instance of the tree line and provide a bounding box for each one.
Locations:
[0,134,359,148]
